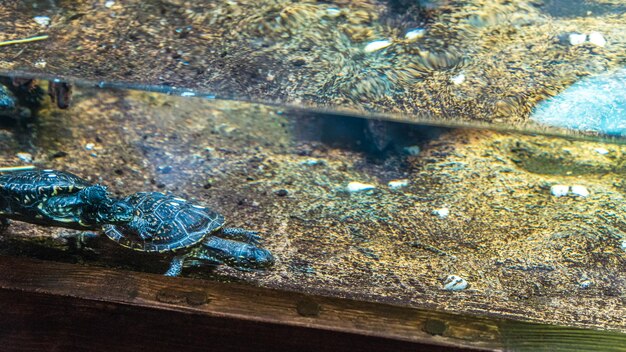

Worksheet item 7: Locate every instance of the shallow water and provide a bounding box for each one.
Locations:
[3,0,626,347]
[1,80,626,339]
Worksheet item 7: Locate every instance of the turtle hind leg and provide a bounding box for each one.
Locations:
[164,255,185,277]
[62,231,100,253]
[220,227,262,245]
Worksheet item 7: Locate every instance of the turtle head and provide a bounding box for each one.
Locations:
[227,246,275,270]
[80,185,109,204]
[81,185,134,224]
[98,199,134,224]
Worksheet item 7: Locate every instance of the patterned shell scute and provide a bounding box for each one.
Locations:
[106,192,225,253]
[0,169,90,205]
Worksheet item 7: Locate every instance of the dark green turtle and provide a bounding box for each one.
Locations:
[0,78,45,121]
[0,83,17,116]
[103,192,274,276]
[0,169,133,230]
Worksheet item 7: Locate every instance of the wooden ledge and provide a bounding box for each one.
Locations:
[0,255,624,351]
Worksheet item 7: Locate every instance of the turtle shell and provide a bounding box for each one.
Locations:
[0,169,91,207]
[103,192,225,253]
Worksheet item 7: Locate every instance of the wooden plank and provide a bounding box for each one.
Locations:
[1,256,626,351]
[0,291,465,352]
[0,255,497,351]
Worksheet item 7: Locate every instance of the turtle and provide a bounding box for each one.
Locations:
[0,83,17,116]
[0,78,45,121]
[0,169,133,230]
[103,192,274,276]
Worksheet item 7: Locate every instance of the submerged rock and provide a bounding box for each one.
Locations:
[404,28,425,42]
[443,275,468,291]
[388,179,409,189]
[588,31,607,47]
[346,181,376,193]
[431,207,449,219]
[570,185,590,197]
[550,185,569,197]
[363,39,392,53]
[530,68,626,136]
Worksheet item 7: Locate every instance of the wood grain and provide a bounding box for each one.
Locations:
[0,255,496,351]
[1,255,625,351]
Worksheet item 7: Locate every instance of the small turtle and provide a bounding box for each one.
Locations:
[0,83,17,116]
[8,77,45,111]
[0,78,44,122]
[0,169,133,230]
[103,192,274,276]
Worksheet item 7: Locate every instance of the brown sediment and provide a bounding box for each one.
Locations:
[1,88,626,333]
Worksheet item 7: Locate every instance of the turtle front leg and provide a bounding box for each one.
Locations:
[164,255,186,277]
[220,227,262,245]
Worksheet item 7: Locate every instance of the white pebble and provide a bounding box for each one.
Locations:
[621,240,626,251]
[594,147,609,155]
[104,0,115,8]
[346,182,376,193]
[588,31,606,47]
[180,91,195,97]
[432,207,449,219]
[403,145,421,156]
[404,28,425,42]
[364,40,392,53]
[443,275,468,291]
[450,73,465,85]
[33,16,50,27]
[300,158,324,166]
[34,59,47,68]
[388,179,409,189]
[550,185,569,197]
[570,185,589,197]
[569,33,587,45]
[579,280,593,289]
[16,152,33,163]
[84,143,95,151]
[325,7,341,17]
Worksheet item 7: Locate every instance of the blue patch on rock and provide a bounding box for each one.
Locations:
[530,68,626,136]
